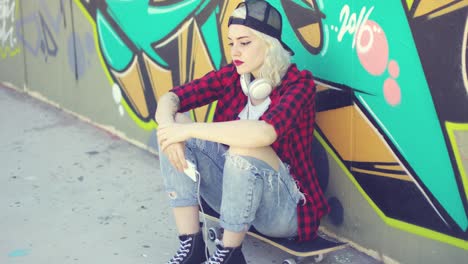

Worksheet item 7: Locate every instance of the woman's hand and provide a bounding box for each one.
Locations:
[158,123,192,149]
[163,142,187,172]
[157,123,192,171]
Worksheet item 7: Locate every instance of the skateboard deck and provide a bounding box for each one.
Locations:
[200,199,347,263]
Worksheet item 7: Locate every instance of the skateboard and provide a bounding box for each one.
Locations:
[199,199,347,264]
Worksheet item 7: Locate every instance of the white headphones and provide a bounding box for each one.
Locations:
[240,73,272,100]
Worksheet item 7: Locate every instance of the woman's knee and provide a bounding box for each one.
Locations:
[227,146,280,171]
[224,153,259,173]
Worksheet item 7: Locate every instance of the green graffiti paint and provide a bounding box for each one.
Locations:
[288,0,467,231]
[96,11,133,71]
[315,131,468,250]
[200,11,223,69]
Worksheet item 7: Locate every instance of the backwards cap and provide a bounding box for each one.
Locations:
[228,0,294,55]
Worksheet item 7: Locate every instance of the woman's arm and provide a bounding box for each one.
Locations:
[157,120,277,151]
[191,120,277,147]
[155,92,181,125]
[155,92,189,172]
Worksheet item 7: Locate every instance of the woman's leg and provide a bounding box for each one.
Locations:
[159,113,225,235]
[220,146,302,247]
[250,159,302,238]
[159,144,200,234]
[159,113,199,235]
[159,116,227,263]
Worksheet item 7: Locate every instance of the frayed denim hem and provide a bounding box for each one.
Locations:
[167,197,199,208]
[219,219,251,233]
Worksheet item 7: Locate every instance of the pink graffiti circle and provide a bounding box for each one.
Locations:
[357,20,389,76]
[383,78,401,106]
[388,60,400,79]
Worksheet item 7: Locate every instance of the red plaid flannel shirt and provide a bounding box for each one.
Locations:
[171,63,330,241]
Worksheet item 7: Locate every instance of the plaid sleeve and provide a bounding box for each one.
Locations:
[170,65,234,112]
[261,71,316,137]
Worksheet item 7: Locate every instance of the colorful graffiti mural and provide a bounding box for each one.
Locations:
[307,0,468,249]
[75,0,234,127]
[74,0,468,249]
[0,0,20,58]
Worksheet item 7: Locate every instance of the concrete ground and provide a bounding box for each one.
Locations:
[0,85,381,264]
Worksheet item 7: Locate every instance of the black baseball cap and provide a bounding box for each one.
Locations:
[228,0,294,55]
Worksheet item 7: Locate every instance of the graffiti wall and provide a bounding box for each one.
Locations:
[0,0,25,88]
[0,0,20,57]
[309,0,468,248]
[0,0,467,263]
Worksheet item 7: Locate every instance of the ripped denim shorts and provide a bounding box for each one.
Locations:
[159,138,304,238]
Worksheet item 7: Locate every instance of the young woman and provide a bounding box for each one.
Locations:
[156,1,329,263]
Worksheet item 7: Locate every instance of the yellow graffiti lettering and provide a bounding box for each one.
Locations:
[414,0,468,19]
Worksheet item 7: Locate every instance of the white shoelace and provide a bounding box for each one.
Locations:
[167,237,193,264]
[207,248,230,264]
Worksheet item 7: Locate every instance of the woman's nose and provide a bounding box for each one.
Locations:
[230,44,240,57]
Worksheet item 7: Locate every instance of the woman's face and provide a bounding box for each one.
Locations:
[228,24,267,77]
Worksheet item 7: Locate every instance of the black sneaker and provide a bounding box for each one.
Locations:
[205,243,247,264]
[167,231,208,264]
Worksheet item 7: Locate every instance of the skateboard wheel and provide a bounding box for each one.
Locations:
[282,259,296,264]
[208,227,220,241]
[314,254,324,262]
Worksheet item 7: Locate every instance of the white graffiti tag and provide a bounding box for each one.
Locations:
[337,4,374,49]
[0,0,17,55]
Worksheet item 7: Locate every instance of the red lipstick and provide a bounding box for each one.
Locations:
[233,60,244,66]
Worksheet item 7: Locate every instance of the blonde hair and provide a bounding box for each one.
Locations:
[230,6,291,87]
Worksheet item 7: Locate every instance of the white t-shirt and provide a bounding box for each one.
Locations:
[238,97,271,120]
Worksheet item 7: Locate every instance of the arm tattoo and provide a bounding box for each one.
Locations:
[168,92,180,118]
